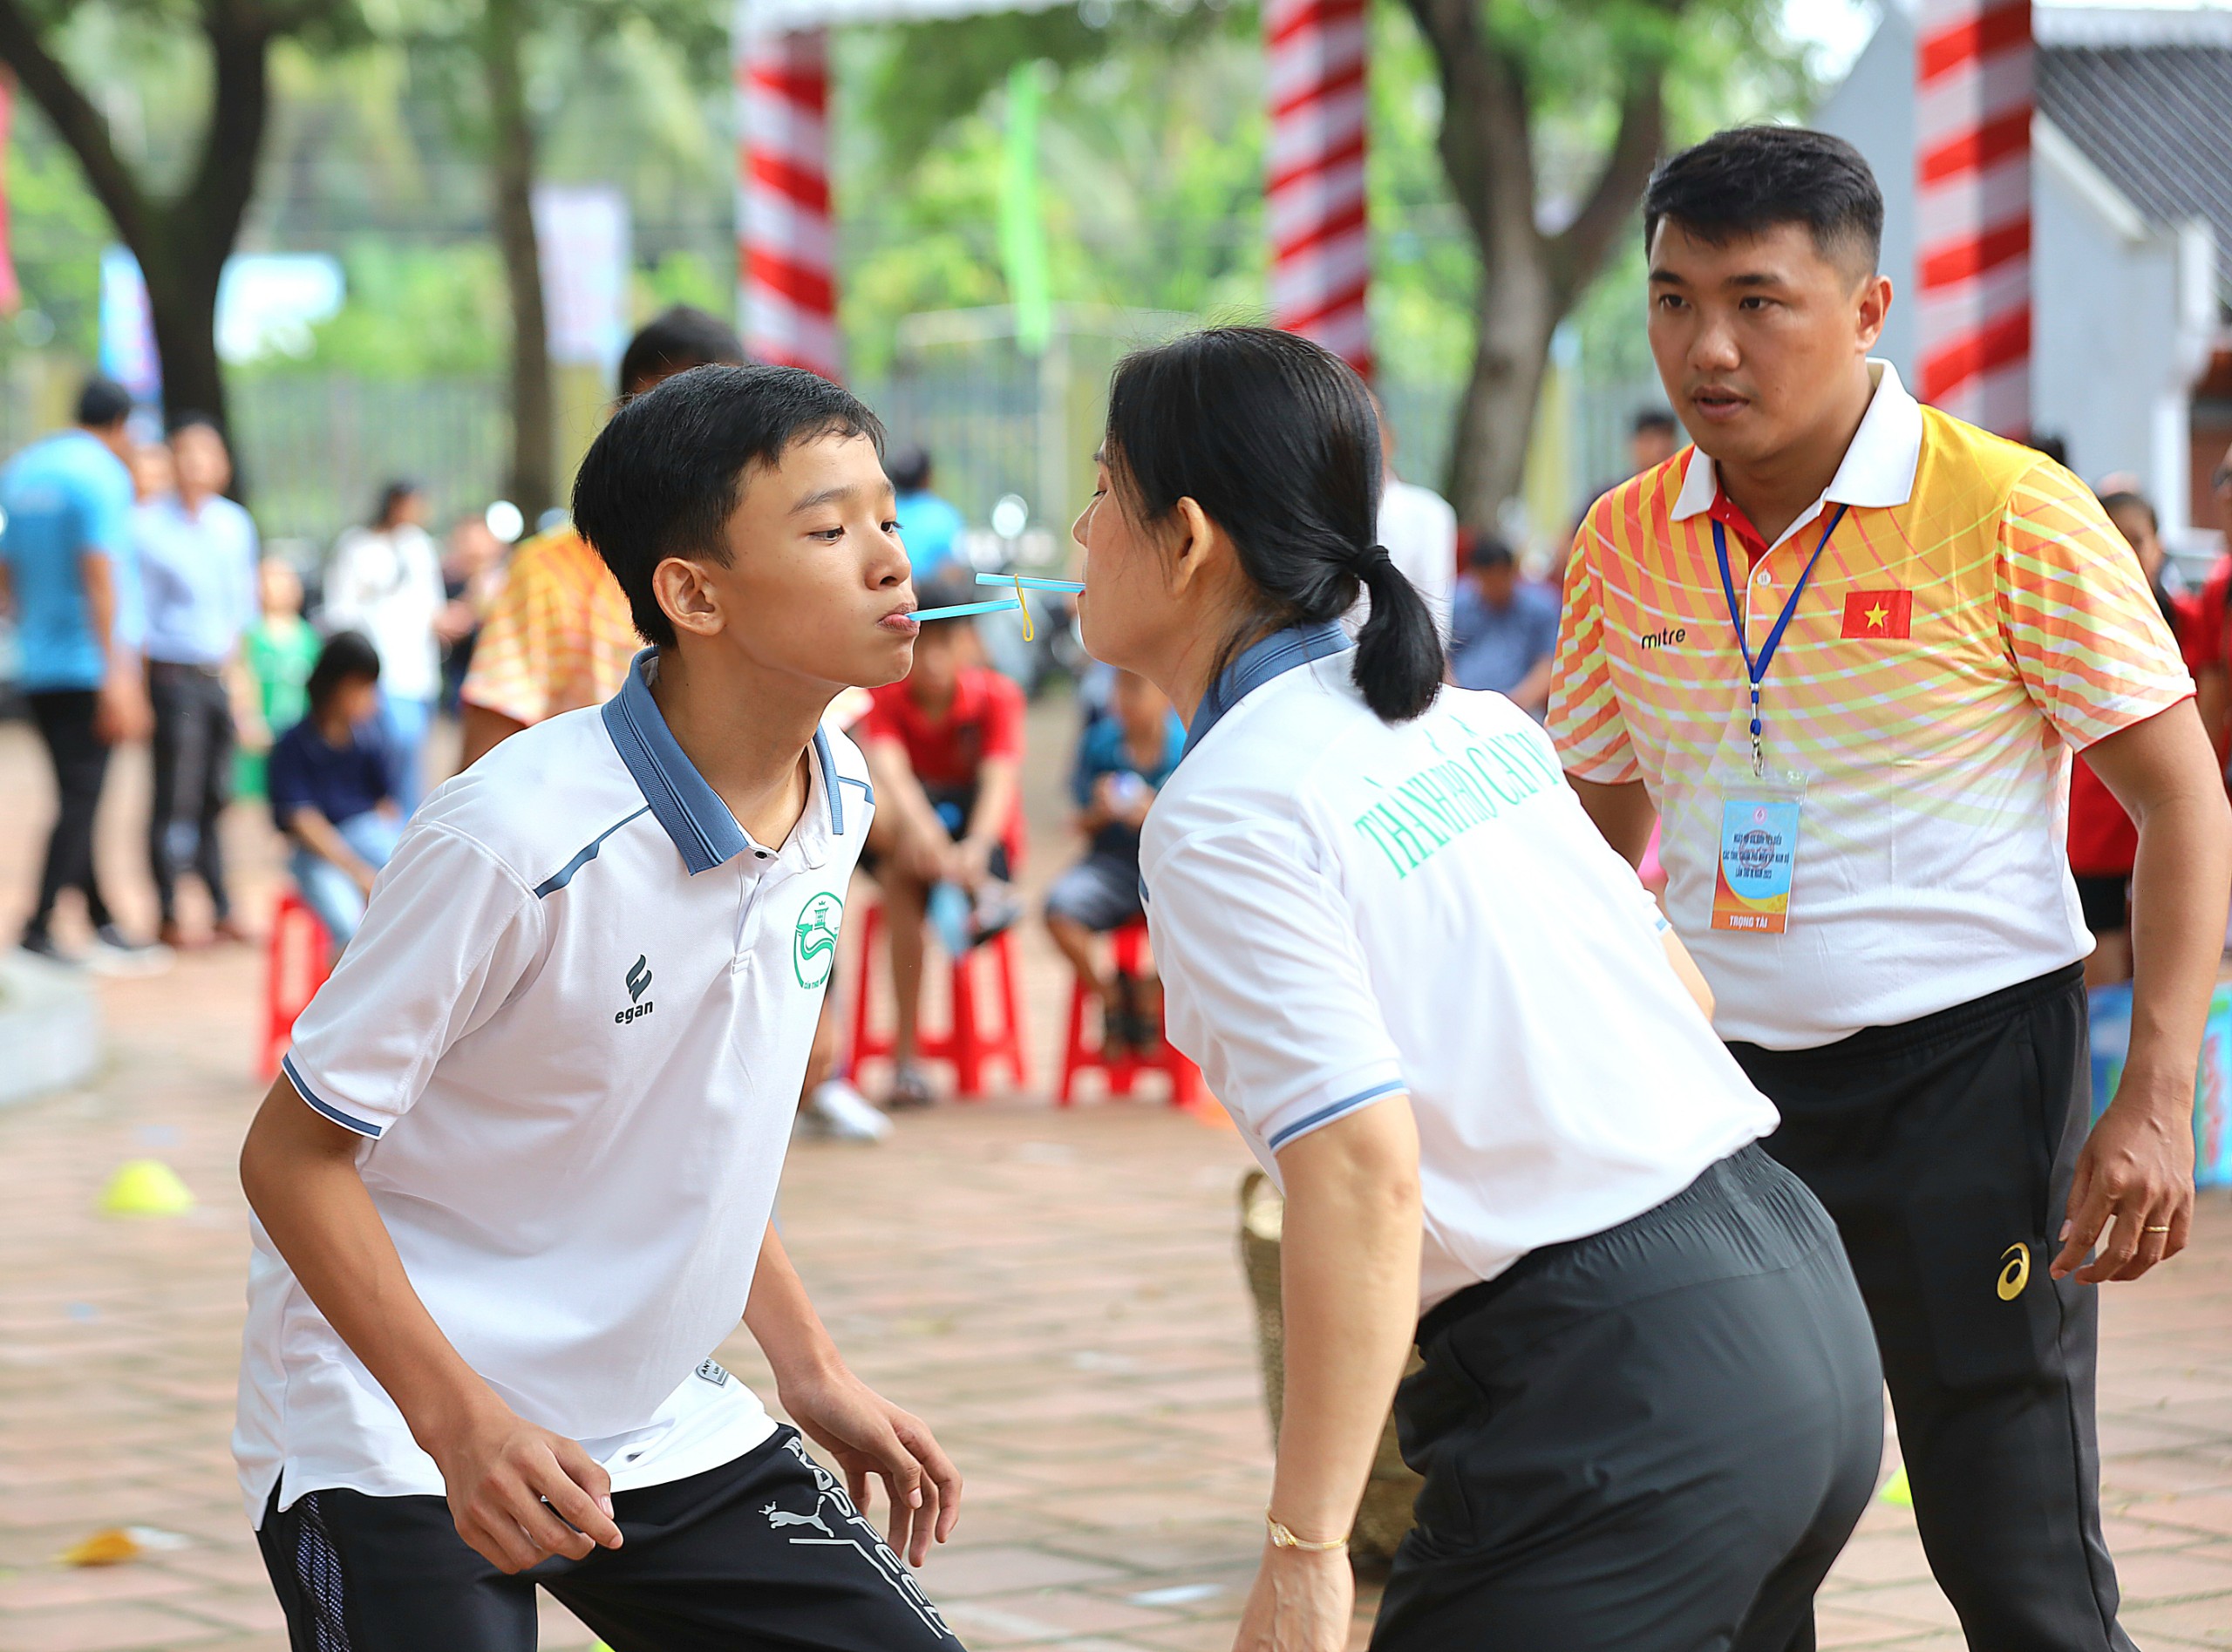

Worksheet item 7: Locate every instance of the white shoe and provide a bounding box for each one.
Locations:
[84,928,174,978]
[808,1078,891,1142]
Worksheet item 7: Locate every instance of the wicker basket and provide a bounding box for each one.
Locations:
[1238,1169,1422,1567]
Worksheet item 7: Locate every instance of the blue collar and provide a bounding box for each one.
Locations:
[601,648,839,874]
[1178,621,1350,765]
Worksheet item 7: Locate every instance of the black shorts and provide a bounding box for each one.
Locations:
[2072,872,2128,935]
[1043,848,1144,933]
[255,1425,963,1651]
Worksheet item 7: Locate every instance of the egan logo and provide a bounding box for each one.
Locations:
[616,954,655,1024]
[1637,627,1686,649]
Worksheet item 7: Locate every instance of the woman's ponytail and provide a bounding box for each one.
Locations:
[1351,545,1443,721]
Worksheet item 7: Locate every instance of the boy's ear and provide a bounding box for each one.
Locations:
[653,556,725,641]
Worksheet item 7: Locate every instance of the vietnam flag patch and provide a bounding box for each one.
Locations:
[1841,588,1913,639]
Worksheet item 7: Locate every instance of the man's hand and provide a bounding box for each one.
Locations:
[349,862,379,899]
[949,834,997,891]
[420,1397,624,1574]
[1232,1543,1354,1652]
[777,1364,962,1567]
[2054,1081,2196,1284]
[95,673,152,744]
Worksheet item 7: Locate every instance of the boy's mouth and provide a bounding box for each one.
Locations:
[879,606,921,637]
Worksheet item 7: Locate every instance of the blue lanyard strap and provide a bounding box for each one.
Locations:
[1712,502,1848,774]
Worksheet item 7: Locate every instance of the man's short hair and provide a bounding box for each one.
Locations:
[2027,432,2069,468]
[76,377,133,429]
[910,569,979,637]
[1643,126,1884,277]
[888,445,934,493]
[617,306,747,399]
[2099,490,2157,535]
[1632,409,1677,437]
[571,364,886,649]
[166,410,223,442]
[1468,536,1516,574]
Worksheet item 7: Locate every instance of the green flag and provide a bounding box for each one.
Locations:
[999,61,1052,357]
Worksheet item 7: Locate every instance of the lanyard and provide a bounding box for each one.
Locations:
[1712,503,1848,776]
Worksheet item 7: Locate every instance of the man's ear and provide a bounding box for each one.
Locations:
[653,556,723,640]
[1854,272,1891,353]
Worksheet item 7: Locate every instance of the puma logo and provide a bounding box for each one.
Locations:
[764,1502,834,1539]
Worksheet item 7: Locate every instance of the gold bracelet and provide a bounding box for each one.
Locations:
[1266,1511,1349,1553]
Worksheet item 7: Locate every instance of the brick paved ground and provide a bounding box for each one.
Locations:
[2,700,2229,1651]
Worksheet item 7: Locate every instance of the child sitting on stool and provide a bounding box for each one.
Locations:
[1044,670,1184,1054]
[861,580,1025,1107]
[266,630,401,955]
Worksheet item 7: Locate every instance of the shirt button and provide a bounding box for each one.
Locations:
[754,849,770,860]
[1755,569,1773,588]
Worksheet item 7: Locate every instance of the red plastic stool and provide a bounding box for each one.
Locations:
[260,889,334,1080]
[847,899,1030,1099]
[1058,920,1201,1109]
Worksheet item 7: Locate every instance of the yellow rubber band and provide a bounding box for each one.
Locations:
[1013,574,1035,642]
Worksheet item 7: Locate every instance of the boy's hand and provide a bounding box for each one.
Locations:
[778,1365,963,1567]
[423,1399,624,1574]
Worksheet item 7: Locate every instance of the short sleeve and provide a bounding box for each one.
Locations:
[85,461,133,558]
[1070,725,1107,808]
[266,732,313,822]
[978,674,1024,761]
[1146,824,1405,1152]
[1545,521,1637,780]
[281,823,543,1139]
[1996,463,2195,750]
[459,545,558,725]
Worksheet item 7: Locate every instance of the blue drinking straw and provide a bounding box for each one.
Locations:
[906,598,1023,621]
[975,572,1085,594]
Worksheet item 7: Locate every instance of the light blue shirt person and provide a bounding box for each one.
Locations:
[134,491,260,667]
[0,428,137,690]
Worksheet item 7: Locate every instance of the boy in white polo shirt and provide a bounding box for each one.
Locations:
[235,365,965,1649]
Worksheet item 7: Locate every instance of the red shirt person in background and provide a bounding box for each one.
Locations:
[2189,445,2232,774]
[2070,491,2201,985]
[862,597,1025,1108]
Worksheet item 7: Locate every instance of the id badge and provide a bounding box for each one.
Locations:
[1711,775,1806,935]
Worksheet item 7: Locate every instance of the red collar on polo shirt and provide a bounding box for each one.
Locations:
[1707,491,1773,570]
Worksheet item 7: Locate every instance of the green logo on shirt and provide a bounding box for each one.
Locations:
[794,892,843,989]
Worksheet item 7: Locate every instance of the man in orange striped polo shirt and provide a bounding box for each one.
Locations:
[1550,126,2231,1649]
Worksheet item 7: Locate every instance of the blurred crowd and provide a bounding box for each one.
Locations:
[6,309,2230,1137]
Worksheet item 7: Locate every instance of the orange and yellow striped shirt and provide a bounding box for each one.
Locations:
[460,527,643,729]
[1548,364,2192,1049]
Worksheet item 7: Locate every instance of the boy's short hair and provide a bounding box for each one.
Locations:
[618,306,747,399]
[76,377,133,429]
[571,364,887,649]
[307,629,383,710]
[2098,490,2158,535]
[909,569,978,639]
[888,445,934,492]
[1643,126,1883,278]
[1632,409,1677,437]
[1468,535,1516,573]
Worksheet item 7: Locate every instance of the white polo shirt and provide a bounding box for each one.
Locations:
[235,649,875,1520]
[1143,625,1778,1311]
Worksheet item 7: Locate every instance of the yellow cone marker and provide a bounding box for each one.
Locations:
[99,1159,195,1217]
[61,1527,142,1567]
[1879,1465,1912,1507]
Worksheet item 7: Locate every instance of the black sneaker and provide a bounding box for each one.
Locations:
[17,928,78,967]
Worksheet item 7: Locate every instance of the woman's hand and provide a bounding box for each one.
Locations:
[1232,1544,1355,1652]
[778,1364,963,1567]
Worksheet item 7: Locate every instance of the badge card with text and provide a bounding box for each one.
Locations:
[1711,794,1802,934]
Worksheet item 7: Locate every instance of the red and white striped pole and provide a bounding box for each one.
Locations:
[1265,0,1371,377]
[736,17,840,378]
[1915,0,2031,435]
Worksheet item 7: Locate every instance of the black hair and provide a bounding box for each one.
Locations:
[2099,490,2158,534]
[306,629,382,713]
[166,410,222,441]
[571,363,887,649]
[2027,433,2068,468]
[1103,326,1441,723]
[1468,536,1516,573]
[888,445,934,493]
[618,305,747,398]
[371,479,422,529]
[1632,408,1677,436]
[1643,126,1884,276]
[76,377,133,429]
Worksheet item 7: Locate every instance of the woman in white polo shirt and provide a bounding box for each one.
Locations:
[1072,329,1882,1652]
